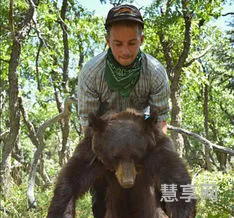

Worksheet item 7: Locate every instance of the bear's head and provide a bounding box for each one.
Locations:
[88,109,159,188]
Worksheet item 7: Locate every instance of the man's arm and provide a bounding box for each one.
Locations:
[77,67,100,128]
[148,57,170,135]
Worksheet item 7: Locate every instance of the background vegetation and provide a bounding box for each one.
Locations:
[0,0,233,217]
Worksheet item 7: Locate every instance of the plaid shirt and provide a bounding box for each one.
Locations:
[77,51,170,127]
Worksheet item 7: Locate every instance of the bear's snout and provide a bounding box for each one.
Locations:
[115,159,137,188]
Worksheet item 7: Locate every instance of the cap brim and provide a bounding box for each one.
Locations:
[106,16,144,26]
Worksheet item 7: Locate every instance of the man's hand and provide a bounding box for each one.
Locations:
[159,121,167,134]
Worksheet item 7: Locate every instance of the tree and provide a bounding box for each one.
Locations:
[0,0,105,201]
[0,0,39,196]
[144,0,224,156]
[178,25,234,169]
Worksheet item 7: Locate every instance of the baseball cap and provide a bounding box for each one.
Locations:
[105,5,144,29]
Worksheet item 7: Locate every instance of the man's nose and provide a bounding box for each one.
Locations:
[122,46,130,56]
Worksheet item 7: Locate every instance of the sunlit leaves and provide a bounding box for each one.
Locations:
[143,0,233,163]
[1,0,106,145]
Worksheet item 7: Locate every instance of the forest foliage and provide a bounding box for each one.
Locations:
[0,0,233,217]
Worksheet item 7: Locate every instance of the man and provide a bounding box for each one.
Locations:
[77,4,170,218]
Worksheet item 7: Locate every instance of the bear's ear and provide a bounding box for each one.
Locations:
[145,110,158,127]
[88,113,107,132]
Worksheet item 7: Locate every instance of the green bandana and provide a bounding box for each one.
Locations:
[104,48,142,98]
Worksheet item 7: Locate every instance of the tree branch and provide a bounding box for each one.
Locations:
[0,131,10,141]
[184,45,212,67]
[222,12,234,16]
[24,97,77,208]
[158,32,174,80]
[19,97,40,147]
[9,0,15,39]
[35,39,43,92]
[173,0,192,75]
[16,0,39,42]
[168,125,234,155]
[59,0,69,91]
[0,58,10,63]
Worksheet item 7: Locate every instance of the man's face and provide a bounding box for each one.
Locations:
[106,23,144,66]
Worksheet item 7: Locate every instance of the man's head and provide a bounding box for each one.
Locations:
[105,5,144,66]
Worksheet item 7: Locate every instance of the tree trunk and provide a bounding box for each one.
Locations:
[157,1,194,157]
[0,39,21,196]
[60,0,69,91]
[1,0,39,197]
[51,71,71,166]
[203,83,212,170]
[170,81,184,157]
[21,97,76,207]
[39,153,51,186]
[215,150,227,171]
[59,118,71,166]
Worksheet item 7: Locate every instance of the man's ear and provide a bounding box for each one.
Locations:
[88,113,107,132]
[105,36,110,47]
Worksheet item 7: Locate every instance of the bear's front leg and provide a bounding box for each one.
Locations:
[145,144,196,218]
[47,138,105,218]
[131,173,169,218]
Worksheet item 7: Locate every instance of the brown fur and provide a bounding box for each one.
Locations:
[47,109,196,218]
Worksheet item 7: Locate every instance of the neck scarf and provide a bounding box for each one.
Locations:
[104,48,142,98]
